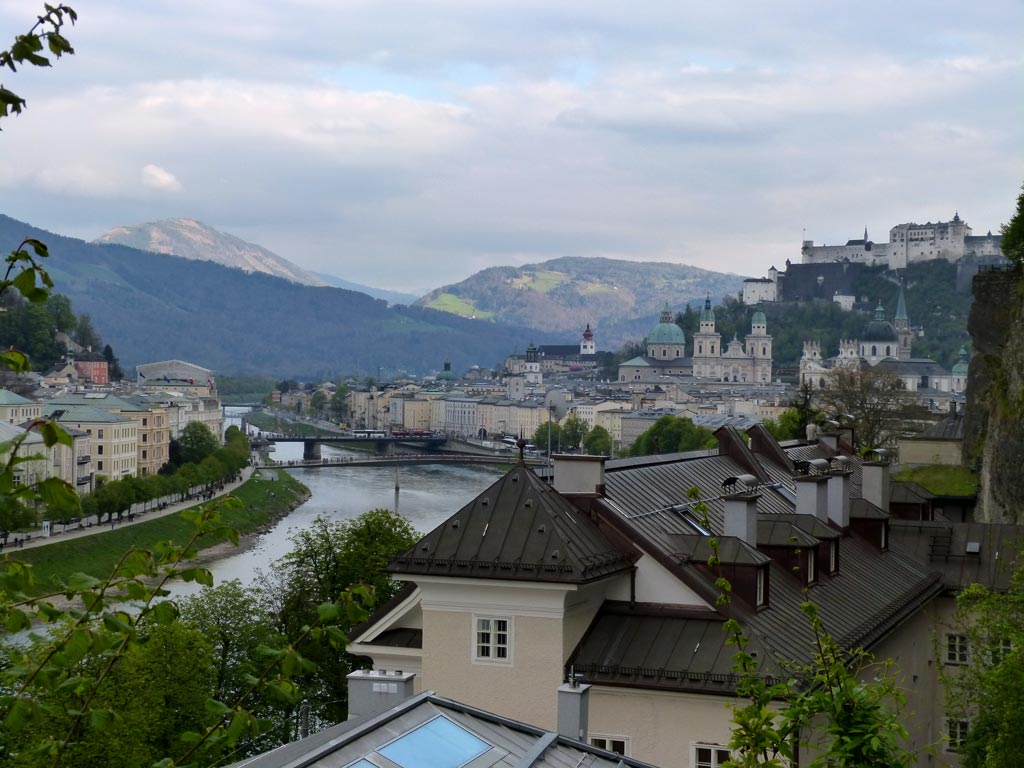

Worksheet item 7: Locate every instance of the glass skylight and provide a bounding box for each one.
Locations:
[378,715,490,768]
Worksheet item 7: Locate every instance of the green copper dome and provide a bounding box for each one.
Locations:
[648,303,685,345]
[700,294,715,323]
[952,345,969,375]
[751,310,767,325]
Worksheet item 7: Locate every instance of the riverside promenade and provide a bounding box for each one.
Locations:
[4,465,258,554]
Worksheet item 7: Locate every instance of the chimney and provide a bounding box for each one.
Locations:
[723,491,760,547]
[557,676,591,741]
[794,475,829,521]
[346,669,416,721]
[826,468,852,529]
[805,422,818,441]
[817,429,839,451]
[553,455,605,495]
[862,459,891,513]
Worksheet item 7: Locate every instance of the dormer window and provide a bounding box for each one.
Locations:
[805,550,816,585]
[828,541,838,574]
[756,567,767,607]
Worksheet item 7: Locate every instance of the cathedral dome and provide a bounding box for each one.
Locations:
[751,310,767,326]
[862,303,898,342]
[952,345,969,375]
[648,304,685,345]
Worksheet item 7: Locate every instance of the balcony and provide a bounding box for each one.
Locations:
[77,454,91,464]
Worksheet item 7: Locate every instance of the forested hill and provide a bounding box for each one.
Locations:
[416,256,746,345]
[0,215,546,376]
[674,261,973,370]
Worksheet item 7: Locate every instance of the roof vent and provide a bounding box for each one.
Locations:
[551,549,560,560]
[481,498,489,507]
[965,541,981,555]
[420,543,430,552]
[451,519,460,529]
[524,499,533,508]
[512,475,519,482]
[537,523,546,533]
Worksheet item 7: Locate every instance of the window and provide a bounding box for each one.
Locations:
[378,715,490,767]
[946,718,969,753]
[143,433,148,442]
[97,461,103,471]
[829,541,838,573]
[946,634,969,665]
[98,429,104,439]
[991,637,1013,665]
[97,445,103,455]
[756,567,766,606]
[590,736,628,755]
[475,616,510,662]
[806,549,816,584]
[694,744,732,767]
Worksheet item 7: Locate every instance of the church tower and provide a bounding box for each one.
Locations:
[580,323,595,355]
[744,310,773,383]
[894,281,913,360]
[692,294,722,379]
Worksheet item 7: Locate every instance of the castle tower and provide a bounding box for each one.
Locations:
[692,294,722,379]
[580,323,595,355]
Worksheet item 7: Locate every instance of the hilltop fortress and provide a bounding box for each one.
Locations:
[800,212,1002,270]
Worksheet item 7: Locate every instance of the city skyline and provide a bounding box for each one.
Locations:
[1,0,1021,293]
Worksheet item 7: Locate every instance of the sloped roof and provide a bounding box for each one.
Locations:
[0,389,33,406]
[230,691,660,768]
[387,465,636,584]
[907,412,964,441]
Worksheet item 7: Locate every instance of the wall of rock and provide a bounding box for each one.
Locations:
[963,267,1024,522]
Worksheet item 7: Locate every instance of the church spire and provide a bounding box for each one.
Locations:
[895,281,909,326]
[864,225,869,242]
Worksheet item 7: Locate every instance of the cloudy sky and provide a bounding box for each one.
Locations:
[1,1,1021,293]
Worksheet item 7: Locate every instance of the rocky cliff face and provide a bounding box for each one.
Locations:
[964,267,1024,522]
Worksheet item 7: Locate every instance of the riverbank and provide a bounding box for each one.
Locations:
[5,470,310,597]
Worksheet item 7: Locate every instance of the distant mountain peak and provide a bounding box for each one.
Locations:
[94,218,328,287]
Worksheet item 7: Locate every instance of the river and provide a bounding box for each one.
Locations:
[172,407,501,596]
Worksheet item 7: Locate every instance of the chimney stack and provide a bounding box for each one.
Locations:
[553,455,606,495]
[346,669,417,721]
[794,475,829,521]
[862,458,891,513]
[826,467,853,529]
[723,491,760,547]
[557,675,591,742]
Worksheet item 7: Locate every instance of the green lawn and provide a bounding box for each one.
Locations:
[528,270,570,293]
[893,465,979,497]
[423,293,494,319]
[5,471,308,596]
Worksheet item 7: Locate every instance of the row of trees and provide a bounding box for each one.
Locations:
[532,414,612,455]
[0,507,419,767]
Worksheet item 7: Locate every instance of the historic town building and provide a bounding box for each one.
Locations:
[619,300,773,384]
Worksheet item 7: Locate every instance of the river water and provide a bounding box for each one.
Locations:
[172,408,501,596]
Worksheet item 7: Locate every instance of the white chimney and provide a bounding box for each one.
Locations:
[818,430,839,451]
[794,475,829,521]
[862,459,891,513]
[553,455,605,495]
[827,469,852,528]
[557,678,591,741]
[724,492,760,547]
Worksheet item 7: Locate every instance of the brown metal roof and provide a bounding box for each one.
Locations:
[388,465,636,584]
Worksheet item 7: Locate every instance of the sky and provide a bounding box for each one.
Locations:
[1,1,1022,294]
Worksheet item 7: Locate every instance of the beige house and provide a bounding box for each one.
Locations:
[351,427,1003,766]
[0,389,42,424]
[45,404,137,480]
[898,407,964,467]
[0,421,48,489]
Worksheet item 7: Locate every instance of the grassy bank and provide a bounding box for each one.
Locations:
[5,470,308,596]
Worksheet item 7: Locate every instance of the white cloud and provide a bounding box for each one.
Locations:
[141,164,183,193]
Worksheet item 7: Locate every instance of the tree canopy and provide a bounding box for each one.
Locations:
[629,415,717,456]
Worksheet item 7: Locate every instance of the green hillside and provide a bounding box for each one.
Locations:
[417,256,746,345]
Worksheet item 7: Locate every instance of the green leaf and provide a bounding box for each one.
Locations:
[151,600,179,625]
[38,419,73,447]
[89,708,116,730]
[37,477,81,515]
[66,571,101,592]
[180,567,213,586]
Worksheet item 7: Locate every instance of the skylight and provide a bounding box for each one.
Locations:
[377,715,490,768]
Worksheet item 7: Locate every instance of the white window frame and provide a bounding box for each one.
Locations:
[755,567,766,607]
[946,634,969,665]
[693,743,732,767]
[473,615,512,664]
[945,718,969,753]
[590,735,629,756]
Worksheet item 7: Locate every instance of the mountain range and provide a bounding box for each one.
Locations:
[1,215,550,376]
